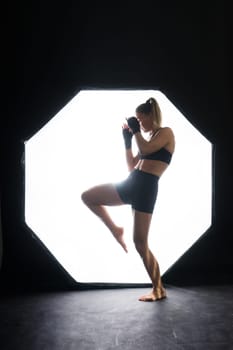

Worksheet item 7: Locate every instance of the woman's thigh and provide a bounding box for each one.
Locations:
[82,183,124,206]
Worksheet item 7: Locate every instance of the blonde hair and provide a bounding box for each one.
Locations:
[136,97,162,127]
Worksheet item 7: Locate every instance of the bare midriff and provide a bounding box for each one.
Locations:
[134,159,169,178]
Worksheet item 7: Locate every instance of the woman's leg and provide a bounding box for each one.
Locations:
[81,184,128,252]
[133,210,166,301]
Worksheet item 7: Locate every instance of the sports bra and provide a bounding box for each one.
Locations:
[139,147,172,164]
[139,128,173,164]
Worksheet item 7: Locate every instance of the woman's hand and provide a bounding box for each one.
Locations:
[126,116,140,134]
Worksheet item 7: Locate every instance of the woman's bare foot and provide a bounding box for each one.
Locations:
[112,226,128,253]
[138,287,167,302]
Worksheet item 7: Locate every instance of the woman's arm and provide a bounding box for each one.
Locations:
[125,149,140,172]
[134,127,173,155]
[122,125,139,171]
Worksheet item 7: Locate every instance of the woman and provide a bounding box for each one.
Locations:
[81,97,175,301]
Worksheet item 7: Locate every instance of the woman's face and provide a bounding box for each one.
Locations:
[136,112,152,132]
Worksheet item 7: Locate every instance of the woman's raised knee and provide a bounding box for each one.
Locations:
[81,190,92,205]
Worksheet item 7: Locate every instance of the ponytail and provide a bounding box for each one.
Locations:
[136,97,162,127]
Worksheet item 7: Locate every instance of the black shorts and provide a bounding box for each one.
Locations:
[115,169,159,214]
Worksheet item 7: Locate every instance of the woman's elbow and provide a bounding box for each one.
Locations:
[127,164,134,172]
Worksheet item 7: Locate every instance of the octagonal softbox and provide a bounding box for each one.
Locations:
[25,90,212,284]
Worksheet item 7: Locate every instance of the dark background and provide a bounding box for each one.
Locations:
[2,1,232,293]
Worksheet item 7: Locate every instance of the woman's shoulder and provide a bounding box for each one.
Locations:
[160,126,174,137]
[159,127,175,147]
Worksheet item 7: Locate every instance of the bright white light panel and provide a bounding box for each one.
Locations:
[25,90,212,284]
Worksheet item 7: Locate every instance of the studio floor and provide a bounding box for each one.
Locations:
[0,284,233,350]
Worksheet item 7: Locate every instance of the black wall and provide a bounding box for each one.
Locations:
[2,1,232,292]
